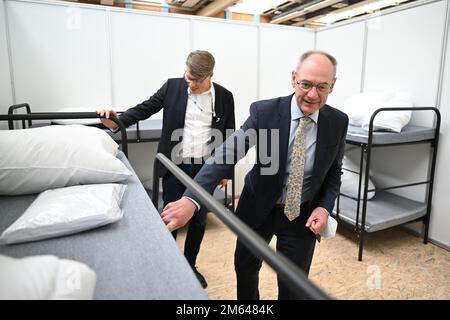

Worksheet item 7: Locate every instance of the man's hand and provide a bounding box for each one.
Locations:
[305,207,328,234]
[218,179,228,189]
[96,109,118,130]
[161,198,197,232]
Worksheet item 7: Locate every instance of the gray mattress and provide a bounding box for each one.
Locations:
[332,191,427,232]
[0,152,207,300]
[346,124,436,145]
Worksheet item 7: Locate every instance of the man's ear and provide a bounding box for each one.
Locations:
[330,78,337,93]
[291,70,297,88]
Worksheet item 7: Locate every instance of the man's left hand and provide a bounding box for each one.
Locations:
[305,207,329,234]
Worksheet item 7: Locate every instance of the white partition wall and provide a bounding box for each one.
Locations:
[432,14,450,247]
[259,25,314,100]
[0,0,13,121]
[111,11,191,116]
[110,11,192,186]
[364,1,446,109]
[362,1,447,202]
[192,19,259,193]
[6,0,112,111]
[192,19,259,126]
[315,21,366,108]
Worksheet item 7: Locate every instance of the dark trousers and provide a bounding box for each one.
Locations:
[162,163,207,268]
[234,203,316,300]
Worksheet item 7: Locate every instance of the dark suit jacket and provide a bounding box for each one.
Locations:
[185,94,348,229]
[119,77,235,177]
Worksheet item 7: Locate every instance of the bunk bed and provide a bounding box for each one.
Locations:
[334,107,441,261]
[0,112,207,299]
[6,103,235,212]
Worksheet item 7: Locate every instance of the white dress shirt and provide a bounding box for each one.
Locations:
[279,95,319,204]
[182,85,215,158]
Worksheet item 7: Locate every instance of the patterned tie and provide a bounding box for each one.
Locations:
[284,116,311,221]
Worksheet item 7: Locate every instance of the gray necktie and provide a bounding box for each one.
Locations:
[284,116,311,221]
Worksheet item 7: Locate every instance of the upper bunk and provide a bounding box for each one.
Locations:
[344,107,440,146]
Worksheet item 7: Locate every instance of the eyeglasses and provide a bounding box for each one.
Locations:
[295,79,332,94]
[184,71,209,85]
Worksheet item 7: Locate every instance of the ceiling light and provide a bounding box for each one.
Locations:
[302,0,343,13]
[230,0,287,15]
[331,2,348,9]
[315,0,410,25]
[270,10,302,23]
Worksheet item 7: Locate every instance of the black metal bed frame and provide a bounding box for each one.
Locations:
[6,102,236,212]
[335,107,441,261]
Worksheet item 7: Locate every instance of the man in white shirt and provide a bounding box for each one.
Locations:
[97,50,235,288]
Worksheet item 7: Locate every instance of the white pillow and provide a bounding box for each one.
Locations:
[342,91,395,126]
[362,91,413,132]
[0,183,126,244]
[0,125,132,195]
[340,156,376,200]
[0,254,96,300]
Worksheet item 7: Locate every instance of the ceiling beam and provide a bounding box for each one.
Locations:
[270,0,344,23]
[182,0,202,7]
[196,0,239,17]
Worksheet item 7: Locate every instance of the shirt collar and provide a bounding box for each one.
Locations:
[290,94,319,124]
[187,82,215,97]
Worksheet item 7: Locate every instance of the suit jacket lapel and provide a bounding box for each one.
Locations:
[278,95,293,185]
[179,80,189,128]
[213,83,222,118]
[312,106,330,186]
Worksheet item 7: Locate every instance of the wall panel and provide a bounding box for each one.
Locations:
[259,26,314,100]
[364,1,446,108]
[7,0,111,111]
[316,21,365,109]
[0,0,13,121]
[192,19,259,193]
[111,12,191,118]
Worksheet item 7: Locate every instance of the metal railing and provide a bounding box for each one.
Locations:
[152,153,330,300]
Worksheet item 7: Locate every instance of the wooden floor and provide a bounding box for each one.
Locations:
[176,213,450,300]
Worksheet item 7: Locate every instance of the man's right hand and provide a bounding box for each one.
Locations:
[96,109,119,130]
[161,198,197,232]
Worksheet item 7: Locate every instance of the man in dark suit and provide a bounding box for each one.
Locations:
[161,51,348,299]
[97,50,235,289]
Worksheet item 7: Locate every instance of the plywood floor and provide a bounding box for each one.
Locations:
[176,213,450,300]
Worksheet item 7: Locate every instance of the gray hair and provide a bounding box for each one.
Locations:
[297,50,337,78]
[186,50,215,78]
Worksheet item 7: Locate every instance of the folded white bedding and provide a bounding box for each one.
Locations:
[0,254,96,300]
[342,91,413,133]
[0,184,126,244]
